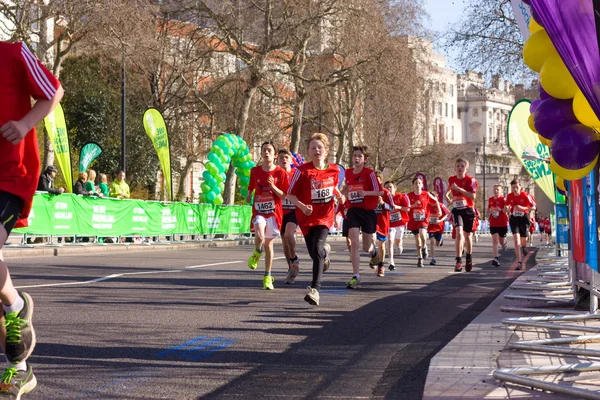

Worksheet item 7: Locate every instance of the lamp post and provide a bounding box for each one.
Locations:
[476,136,487,217]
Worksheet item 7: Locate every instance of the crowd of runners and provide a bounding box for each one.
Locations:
[245,139,540,307]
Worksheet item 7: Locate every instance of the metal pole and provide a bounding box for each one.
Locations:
[121,42,126,172]
[483,135,486,217]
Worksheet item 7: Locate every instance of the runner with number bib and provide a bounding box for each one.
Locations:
[427,193,449,266]
[343,145,383,289]
[247,141,290,290]
[505,179,536,271]
[277,149,301,284]
[383,181,410,271]
[488,184,508,267]
[373,176,395,277]
[446,158,478,272]
[407,177,440,268]
[287,133,340,306]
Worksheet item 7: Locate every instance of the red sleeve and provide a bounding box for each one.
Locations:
[368,171,380,191]
[401,194,410,207]
[288,169,302,196]
[385,191,394,206]
[19,43,60,100]
[278,169,289,193]
[470,178,478,193]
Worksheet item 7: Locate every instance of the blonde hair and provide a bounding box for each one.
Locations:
[100,173,107,183]
[455,158,469,169]
[493,184,503,191]
[78,171,88,181]
[87,169,97,184]
[306,133,330,152]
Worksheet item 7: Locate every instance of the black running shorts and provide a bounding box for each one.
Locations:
[451,207,475,233]
[346,207,377,234]
[509,216,530,237]
[281,212,298,235]
[490,226,508,238]
[0,191,23,235]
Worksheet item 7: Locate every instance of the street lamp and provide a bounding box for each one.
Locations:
[476,137,500,218]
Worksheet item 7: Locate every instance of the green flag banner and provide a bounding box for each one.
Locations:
[507,99,556,204]
[79,142,103,172]
[143,108,172,201]
[14,193,252,236]
[44,103,73,192]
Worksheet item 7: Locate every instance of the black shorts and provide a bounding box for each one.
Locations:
[451,207,475,233]
[342,219,349,237]
[346,207,377,234]
[428,232,443,242]
[411,227,427,235]
[0,191,23,235]
[509,216,530,237]
[490,226,508,238]
[281,212,297,235]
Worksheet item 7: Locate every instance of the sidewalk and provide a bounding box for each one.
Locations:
[424,248,600,399]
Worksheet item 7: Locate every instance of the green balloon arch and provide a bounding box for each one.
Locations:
[200,134,255,205]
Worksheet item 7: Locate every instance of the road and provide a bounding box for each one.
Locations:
[7,234,537,399]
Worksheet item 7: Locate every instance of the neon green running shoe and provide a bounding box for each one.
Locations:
[248,249,261,270]
[263,275,274,290]
[0,365,37,399]
[346,275,361,289]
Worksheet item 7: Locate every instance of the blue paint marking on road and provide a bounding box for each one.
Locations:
[154,335,208,357]
[320,289,350,296]
[188,339,236,361]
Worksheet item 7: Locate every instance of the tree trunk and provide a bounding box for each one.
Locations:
[176,158,194,201]
[38,3,56,170]
[290,87,305,154]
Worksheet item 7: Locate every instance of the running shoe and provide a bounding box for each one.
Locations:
[429,258,436,266]
[263,275,274,290]
[4,292,35,363]
[0,365,36,400]
[398,246,403,255]
[454,262,462,272]
[304,287,319,306]
[417,258,423,268]
[285,260,299,285]
[248,249,261,270]
[439,238,443,247]
[323,243,331,272]
[421,246,428,260]
[516,262,523,271]
[388,263,395,271]
[369,248,379,267]
[465,260,473,272]
[377,265,385,277]
[521,247,527,256]
[346,276,361,289]
[492,259,500,267]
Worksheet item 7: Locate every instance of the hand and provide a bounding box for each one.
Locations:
[302,204,313,216]
[356,190,365,198]
[0,120,28,145]
[267,176,275,186]
[450,183,459,191]
[58,187,65,194]
[378,196,383,205]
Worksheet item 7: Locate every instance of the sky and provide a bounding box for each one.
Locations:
[423,0,467,68]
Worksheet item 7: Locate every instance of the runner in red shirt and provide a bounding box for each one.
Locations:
[277,149,301,284]
[373,176,395,277]
[544,216,552,245]
[488,184,509,267]
[408,176,440,268]
[505,179,536,270]
[247,141,290,290]
[383,181,410,271]
[427,193,449,266]
[288,133,341,306]
[445,158,478,272]
[343,145,383,289]
[529,215,536,246]
[0,41,64,396]
[538,214,546,243]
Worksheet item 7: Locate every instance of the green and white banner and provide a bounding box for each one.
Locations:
[79,142,103,172]
[14,194,252,236]
[44,103,73,192]
[143,108,172,201]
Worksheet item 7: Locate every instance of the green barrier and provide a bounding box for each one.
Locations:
[13,193,253,236]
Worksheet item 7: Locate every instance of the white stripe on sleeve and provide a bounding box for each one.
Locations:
[21,43,56,100]
[287,169,301,194]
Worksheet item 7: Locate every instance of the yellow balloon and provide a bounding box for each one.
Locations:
[528,113,538,133]
[529,19,543,35]
[555,176,566,191]
[573,89,600,128]
[550,155,598,181]
[522,30,558,73]
[538,134,551,147]
[540,53,578,99]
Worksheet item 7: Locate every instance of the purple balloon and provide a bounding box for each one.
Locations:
[530,6,545,28]
[534,98,578,140]
[551,124,600,170]
[530,99,541,114]
[557,188,567,196]
[539,86,551,101]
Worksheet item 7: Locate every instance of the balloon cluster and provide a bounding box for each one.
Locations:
[200,133,255,205]
[291,153,305,169]
[523,10,600,183]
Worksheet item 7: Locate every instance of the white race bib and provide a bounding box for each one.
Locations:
[255,195,275,214]
[311,186,334,204]
[513,211,525,217]
[491,210,500,218]
[429,216,439,224]
[282,198,295,210]
[347,184,364,203]
[453,199,467,209]
[390,212,401,222]
[413,211,426,221]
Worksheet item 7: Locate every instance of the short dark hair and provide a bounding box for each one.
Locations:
[261,141,278,153]
[383,181,395,187]
[510,179,519,186]
[412,176,422,184]
[278,149,292,157]
[352,145,370,158]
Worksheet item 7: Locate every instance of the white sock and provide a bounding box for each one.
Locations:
[7,361,26,372]
[3,293,23,315]
[354,274,361,279]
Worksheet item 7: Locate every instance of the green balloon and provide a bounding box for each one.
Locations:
[219,154,228,165]
[201,183,211,193]
[219,172,227,181]
[216,162,226,174]
[199,193,206,203]
[206,191,217,202]
[213,194,223,205]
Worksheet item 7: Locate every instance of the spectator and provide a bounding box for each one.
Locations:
[85,169,100,196]
[73,172,94,196]
[98,173,109,197]
[37,165,64,194]
[109,170,130,199]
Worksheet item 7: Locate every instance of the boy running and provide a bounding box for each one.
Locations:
[277,149,300,284]
[544,216,552,245]
[446,158,478,272]
[427,193,449,266]
[0,41,64,398]
[287,133,340,306]
[343,145,383,289]
[373,176,395,277]
[407,177,440,267]
[384,181,410,271]
[488,184,509,267]
[505,179,536,270]
[247,141,290,289]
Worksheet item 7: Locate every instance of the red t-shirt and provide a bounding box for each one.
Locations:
[344,167,381,210]
[390,192,410,228]
[545,218,552,233]
[407,191,432,231]
[506,191,535,217]
[282,169,296,216]
[448,174,478,209]
[428,203,448,233]
[248,165,289,229]
[375,188,395,236]
[488,196,508,227]
[0,42,61,227]
[288,162,339,235]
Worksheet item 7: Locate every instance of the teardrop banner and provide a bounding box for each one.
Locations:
[143,108,172,201]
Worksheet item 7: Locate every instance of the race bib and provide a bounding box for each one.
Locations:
[390,212,401,223]
[453,199,467,209]
[255,195,275,214]
[429,216,439,224]
[491,210,500,218]
[347,184,364,204]
[312,186,334,204]
[513,211,525,217]
[282,198,295,210]
[413,211,426,221]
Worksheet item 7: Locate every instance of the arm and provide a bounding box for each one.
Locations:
[268,175,285,199]
[287,193,312,216]
[445,188,453,203]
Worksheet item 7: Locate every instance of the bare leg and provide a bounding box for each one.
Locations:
[264,238,274,273]
[349,227,361,275]
[492,233,499,257]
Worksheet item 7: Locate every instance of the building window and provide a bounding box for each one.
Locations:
[442,83,446,93]
[451,126,455,140]
[438,102,442,116]
[445,103,448,117]
[496,112,500,121]
[489,127,493,139]
[473,108,478,116]
[451,105,454,119]
[449,84,454,96]
[497,127,501,142]
[445,126,448,140]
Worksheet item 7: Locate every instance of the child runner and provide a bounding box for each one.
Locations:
[407,177,440,267]
[544,215,552,245]
[247,141,290,289]
[427,193,449,266]
[446,158,478,272]
[538,214,546,243]
[384,181,410,271]
[373,176,395,277]
[488,184,509,267]
[0,41,64,398]
[277,149,301,285]
[287,133,340,306]
[344,145,383,289]
[528,215,536,246]
[472,208,480,243]
[505,179,536,270]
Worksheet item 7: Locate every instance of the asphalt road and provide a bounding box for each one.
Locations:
[6,234,538,399]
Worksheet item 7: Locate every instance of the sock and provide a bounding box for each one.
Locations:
[8,361,26,372]
[264,271,271,276]
[466,253,472,261]
[456,257,462,263]
[354,274,360,279]
[3,293,23,315]
[378,262,384,267]
[256,246,263,253]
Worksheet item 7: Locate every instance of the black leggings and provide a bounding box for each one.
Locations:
[304,225,329,291]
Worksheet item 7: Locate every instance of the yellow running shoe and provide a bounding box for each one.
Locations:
[263,275,274,290]
[248,249,261,270]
